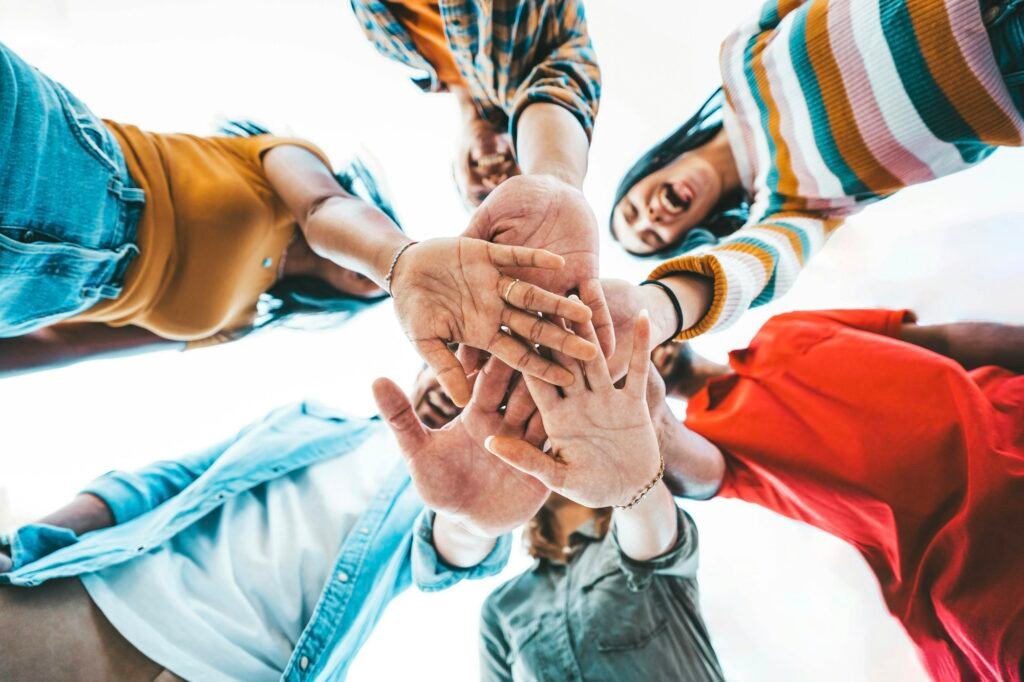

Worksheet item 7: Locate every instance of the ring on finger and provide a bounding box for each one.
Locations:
[503,278,520,305]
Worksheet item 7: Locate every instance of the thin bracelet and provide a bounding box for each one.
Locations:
[640,279,684,339]
[616,452,666,510]
[384,241,418,297]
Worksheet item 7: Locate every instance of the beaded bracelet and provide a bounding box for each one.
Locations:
[640,279,685,340]
[384,241,418,296]
[615,452,666,510]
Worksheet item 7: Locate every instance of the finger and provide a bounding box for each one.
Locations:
[498,275,592,324]
[457,345,488,376]
[504,374,537,428]
[485,241,564,270]
[569,297,612,391]
[487,332,576,388]
[473,356,517,413]
[580,278,616,359]
[624,310,653,398]
[372,378,431,458]
[502,308,598,362]
[520,371,563,416]
[524,410,548,448]
[485,436,563,490]
[414,338,471,408]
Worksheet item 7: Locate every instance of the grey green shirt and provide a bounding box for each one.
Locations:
[480,507,725,682]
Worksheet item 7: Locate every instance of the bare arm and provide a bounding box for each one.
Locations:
[900,321,1024,372]
[0,493,115,572]
[612,480,679,561]
[261,145,410,288]
[0,324,182,378]
[515,102,590,189]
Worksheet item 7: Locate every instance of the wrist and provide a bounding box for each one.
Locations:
[433,513,499,569]
[640,283,679,345]
[382,239,418,296]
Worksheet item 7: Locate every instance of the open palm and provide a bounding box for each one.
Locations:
[373,358,548,538]
[463,175,614,356]
[486,308,662,509]
[390,237,599,407]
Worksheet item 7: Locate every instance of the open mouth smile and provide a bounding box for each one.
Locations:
[656,182,694,216]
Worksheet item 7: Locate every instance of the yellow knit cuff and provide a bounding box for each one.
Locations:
[647,254,729,342]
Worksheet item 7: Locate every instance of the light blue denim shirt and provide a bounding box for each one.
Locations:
[0,401,511,681]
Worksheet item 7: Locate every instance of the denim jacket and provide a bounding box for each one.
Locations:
[0,402,511,681]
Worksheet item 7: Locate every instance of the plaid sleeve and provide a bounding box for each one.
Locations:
[508,0,601,143]
[648,212,843,340]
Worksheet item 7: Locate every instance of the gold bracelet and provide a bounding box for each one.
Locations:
[615,453,666,510]
[384,241,418,296]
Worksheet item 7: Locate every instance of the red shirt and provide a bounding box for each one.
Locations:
[686,309,1024,681]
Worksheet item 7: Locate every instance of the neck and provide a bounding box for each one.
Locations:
[701,127,743,195]
[281,234,322,280]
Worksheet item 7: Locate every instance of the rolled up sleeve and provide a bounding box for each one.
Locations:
[612,507,700,591]
[508,0,601,143]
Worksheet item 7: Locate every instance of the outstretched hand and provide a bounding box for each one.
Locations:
[389,237,599,407]
[373,357,549,539]
[464,175,615,357]
[485,303,662,509]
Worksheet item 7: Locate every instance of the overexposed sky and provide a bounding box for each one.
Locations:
[2,1,1023,680]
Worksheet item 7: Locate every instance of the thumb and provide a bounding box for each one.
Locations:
[373,377,430,458]
[485,435,562,489]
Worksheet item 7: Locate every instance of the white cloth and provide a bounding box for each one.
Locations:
[82,428,400,682]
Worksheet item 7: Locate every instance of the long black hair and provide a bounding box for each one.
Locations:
[610,89,749,259]
[218,120,401,340]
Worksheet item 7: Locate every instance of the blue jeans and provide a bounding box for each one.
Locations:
[986,0,1024,118]
[0,42,143,337]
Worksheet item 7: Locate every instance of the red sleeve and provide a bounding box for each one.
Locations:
[770,308,917,339]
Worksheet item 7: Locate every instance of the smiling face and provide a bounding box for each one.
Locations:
[611,150,725,255]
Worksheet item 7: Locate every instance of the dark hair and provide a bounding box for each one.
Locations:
[525,502,612,564]
[610,89,749,259]
[217,120,402,340]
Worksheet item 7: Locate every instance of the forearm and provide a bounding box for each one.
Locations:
[0,325,181,378]
[900,322,1024,372]
[263,145,411,287]
[35,493,115,536]
[612,481,678,561]
[432,514,498,569]
[657,411,726,499]
[514,103,589,188]
[639,275,715,346]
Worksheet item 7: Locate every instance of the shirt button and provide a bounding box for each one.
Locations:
[336,571,349,583]
[359,528,369,535]
[299,656,310,671]
[262,257,273,268]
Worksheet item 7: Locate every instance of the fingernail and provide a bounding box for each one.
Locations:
[484,435,496,452]
[640,309,650,319]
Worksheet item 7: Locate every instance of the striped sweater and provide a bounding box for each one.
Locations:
[651,0,1024,339]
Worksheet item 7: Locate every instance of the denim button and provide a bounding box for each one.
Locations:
[336,571,349,583]
[299,656,310,671]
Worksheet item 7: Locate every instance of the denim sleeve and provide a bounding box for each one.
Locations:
[1,524,79,572]
[411,510,511,592]
[80,434,238,525]
[612,507,700,591]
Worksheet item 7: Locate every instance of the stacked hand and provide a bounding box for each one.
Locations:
[389,237,600,407]
[464,175,615,357]
[374,356,549,539]
[485,303,662,509]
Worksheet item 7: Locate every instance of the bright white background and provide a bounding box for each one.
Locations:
[1,1,1022,680]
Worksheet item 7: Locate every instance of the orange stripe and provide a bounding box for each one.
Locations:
[804,1,902,194]
[907,1,1022,146]
[749,32,801,199]
[718,241,775,279]
[759,224,807,264]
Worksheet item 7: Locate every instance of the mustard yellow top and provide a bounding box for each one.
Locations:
[384,0,466,87]
[71,122,331,342]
